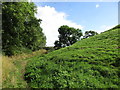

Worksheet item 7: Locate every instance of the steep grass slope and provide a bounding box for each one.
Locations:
[25,26,120,88]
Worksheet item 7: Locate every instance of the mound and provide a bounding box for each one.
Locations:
[25,25,120,88]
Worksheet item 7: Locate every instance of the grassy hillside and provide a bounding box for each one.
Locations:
[25,26,120,88]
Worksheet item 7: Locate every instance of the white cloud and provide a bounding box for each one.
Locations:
[101,25,114,30]
[35,6,83,46]
[97,25,116,33]
[96,4,100,8]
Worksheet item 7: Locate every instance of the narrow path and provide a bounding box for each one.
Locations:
[16,49,48,87]
[3,49,47,88]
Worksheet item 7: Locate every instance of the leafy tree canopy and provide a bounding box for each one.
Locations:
[2,2,46,56]
[83,30,98,39]
[54,25,83,49]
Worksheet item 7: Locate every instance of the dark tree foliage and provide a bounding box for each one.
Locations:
[83,30,98,39]
[2,2,46,56]
[54,25,83,49]
[23,17,46,51]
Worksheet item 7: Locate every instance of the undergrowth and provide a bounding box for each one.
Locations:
[2,49,47,88]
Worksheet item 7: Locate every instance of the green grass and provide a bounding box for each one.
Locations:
[25,26,120,88]
[2,49,47,88]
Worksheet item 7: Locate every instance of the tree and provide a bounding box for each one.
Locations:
[54,40,61,49]
[2,2,46,55]
[83,30,98,39]
[54,25,83,49]
[23,17,46,51]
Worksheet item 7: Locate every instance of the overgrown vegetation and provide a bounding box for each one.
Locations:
[25,25,120,88]
[2,2,46,56]
[2,2,119,89]
[2,49,47,88]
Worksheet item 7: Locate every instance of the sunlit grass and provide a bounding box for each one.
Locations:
[2,56,21,88]
[2,49,47,88]
[25,28,120,88]
[9,49,47,61]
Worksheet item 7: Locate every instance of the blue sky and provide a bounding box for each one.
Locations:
[34,2,118,46]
